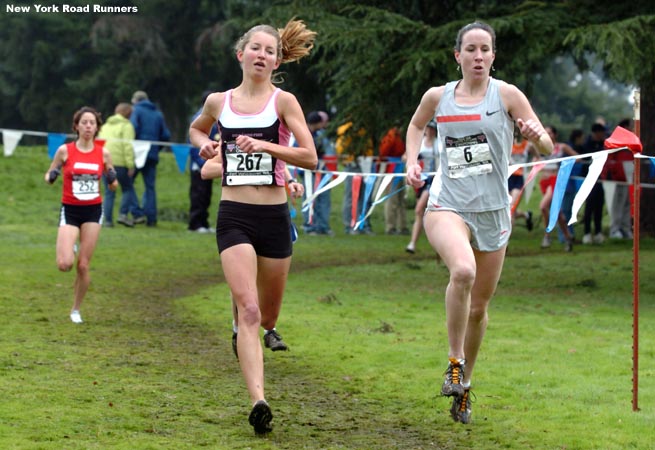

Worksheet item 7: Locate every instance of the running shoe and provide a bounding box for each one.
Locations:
[70,310,83,324]
[249,400,273,434]
[441,357,466,397]
[264,329,288,351]
[450,387,473,424]
[564,238,573,252]
[526,211,534,231]
[540,234,551,249]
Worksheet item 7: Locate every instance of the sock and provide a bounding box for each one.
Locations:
[264,328,276,335]
[232,320,238,334]
[462,381,471,389]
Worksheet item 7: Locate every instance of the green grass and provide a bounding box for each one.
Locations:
[1,146,653,449]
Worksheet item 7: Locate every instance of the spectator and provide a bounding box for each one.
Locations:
[130,90,171,227]
[188,91,218,233]
[302,110,333,236]
[580,122,607,244]
[535,126,577,251]
[98,102,138,228]
[337,121,375,234]
[406,120,438,253]
[508,129,537,231]
[379,125,408,235]
[608,118,634,239]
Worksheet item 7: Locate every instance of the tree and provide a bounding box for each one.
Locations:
[564,11,655,233]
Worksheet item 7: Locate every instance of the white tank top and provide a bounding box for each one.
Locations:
[429,78,513,212]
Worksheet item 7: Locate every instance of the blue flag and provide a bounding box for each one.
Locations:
[47,133,67,159]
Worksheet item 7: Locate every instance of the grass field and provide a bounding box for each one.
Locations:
[1,147,653,449]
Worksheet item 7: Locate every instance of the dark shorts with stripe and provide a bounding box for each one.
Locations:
[59,203,103,228]
[216,200,292,258]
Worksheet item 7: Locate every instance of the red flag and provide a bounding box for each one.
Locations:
[605,126,642,153]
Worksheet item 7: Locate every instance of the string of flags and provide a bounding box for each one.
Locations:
[1,128,193,173]
[3,126,654,232]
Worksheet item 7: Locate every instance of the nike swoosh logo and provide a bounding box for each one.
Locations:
[486,110,500,116]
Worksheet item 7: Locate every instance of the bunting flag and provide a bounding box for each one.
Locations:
[350,175,362,229]
[604,126,642,153]
[354,174,397,230]
[2,130,23,156]
[301,172,348,208]
[510,162,544,216]
[171,144,190,173]
[355,175,377,230]
[546,159,574,232]
[302,170,315,221]
[568,152,609,226]
[47,133,68,159]
[133,140,151,169]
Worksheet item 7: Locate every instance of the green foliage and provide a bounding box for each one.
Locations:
[564,15,655,85]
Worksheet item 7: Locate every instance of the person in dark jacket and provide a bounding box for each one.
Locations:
[130,90,171,226]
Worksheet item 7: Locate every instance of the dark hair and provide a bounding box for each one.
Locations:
[455,21,496,52]
[306,111,323,125]
[546,125,558,138]
[591,123,606,133]
[569,129,584,143]
[72,106,102,137]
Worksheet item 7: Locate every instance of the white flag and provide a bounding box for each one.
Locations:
[133,140,152,169]
[2,130,23,156]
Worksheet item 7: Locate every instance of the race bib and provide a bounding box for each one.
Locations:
[72,174,100,201]
[224,141,274,186]
[445,134,492,178]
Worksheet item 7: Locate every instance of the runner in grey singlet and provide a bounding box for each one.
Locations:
[429,78,514,212]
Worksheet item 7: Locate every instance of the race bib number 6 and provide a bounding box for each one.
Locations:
[445,133,493,179]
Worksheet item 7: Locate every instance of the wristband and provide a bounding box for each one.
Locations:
[48,168,60,184]
[287,178,298,184]
[106,168,117,184]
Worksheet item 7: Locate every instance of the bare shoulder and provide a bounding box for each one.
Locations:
[204,92,226,119]
[276,89,302,115]
[277,89,300,107]
[497,80,522,97]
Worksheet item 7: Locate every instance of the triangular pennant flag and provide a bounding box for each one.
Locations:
[355,175,377,229]
[302,173,348,208]
[354,174,397,230]
[172,144,190,173]
[133,140,151,169]
[604,126,642,153]
[569,152,609,226]
[2,130,23,156]
[302,170,314,220]
[358,156,373,174]
[350,175,362,228]
[47,133,67,159]
[546,159,574,232]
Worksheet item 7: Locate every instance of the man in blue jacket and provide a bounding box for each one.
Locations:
[130,90,171,227]
[188,91,217,233]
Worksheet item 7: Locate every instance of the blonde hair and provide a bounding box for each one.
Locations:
[235,19,316,64]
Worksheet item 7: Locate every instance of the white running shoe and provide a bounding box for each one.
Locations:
[70,310,83,324]
[582,234,593,245]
